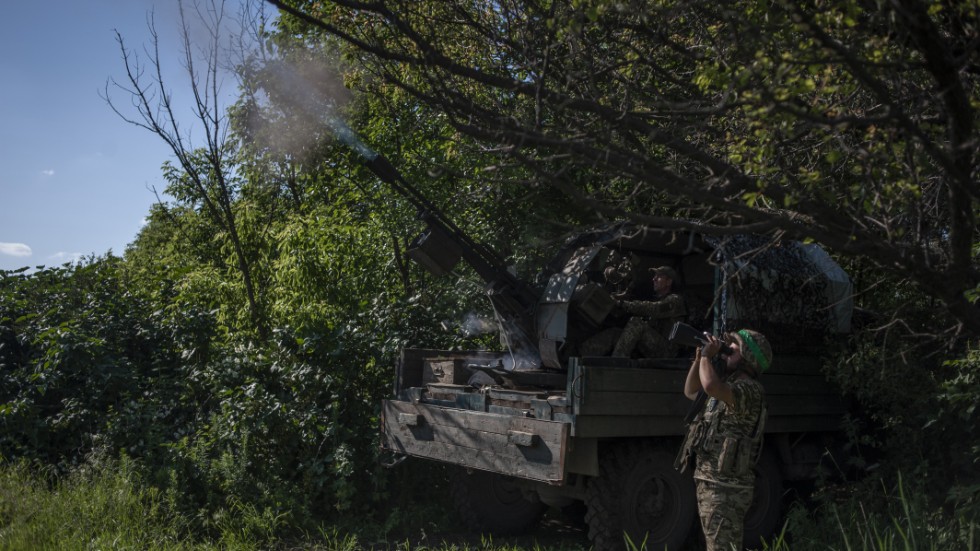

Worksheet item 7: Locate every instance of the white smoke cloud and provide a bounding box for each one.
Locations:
[250,57,357,162]
[460,312,498,336]
[0,243,32,257]
[41,169,55,177]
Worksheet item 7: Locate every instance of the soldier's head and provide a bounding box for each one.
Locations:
[649,266,678,295]
[726,329,772,377]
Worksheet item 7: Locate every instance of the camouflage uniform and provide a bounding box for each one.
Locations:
[682,376,766,551]
[579,292,686,357]
[612,293,687,357]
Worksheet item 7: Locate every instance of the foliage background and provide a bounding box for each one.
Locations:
[2,0,978,547]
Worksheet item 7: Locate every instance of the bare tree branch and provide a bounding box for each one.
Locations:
[104,0,268,337]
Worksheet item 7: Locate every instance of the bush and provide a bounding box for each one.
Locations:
[0,258,184,468]
[0,259,400,538]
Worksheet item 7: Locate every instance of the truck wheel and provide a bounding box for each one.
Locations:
[585,442,696,551]
[450,468,546,535]
[743,448,785,548]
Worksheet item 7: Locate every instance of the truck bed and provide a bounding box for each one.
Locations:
[382,349,847,484]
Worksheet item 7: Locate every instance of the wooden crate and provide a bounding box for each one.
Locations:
[422,358,472,384]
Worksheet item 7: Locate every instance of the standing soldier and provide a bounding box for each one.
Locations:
[676,329,772,551]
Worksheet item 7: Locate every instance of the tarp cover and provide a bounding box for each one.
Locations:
[707,235,852,334]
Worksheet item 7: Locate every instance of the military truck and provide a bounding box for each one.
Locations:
[338,138,852,549]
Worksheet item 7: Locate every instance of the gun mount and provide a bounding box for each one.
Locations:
[355,135,854,374]
[362,144,855,373]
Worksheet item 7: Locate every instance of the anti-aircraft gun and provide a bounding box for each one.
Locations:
[313,111,853,550]
[360,154,854,551]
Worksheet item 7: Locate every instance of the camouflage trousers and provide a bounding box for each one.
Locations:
[695,478,754,551]
[579,317,676,358]
[612,317,675,358]
[578,326,622,356]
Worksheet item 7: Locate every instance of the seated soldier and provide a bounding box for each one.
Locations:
[612,266,687,358]
[579,265,686,358]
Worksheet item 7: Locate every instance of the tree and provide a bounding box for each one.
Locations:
[104,0,271,337]
[263,0,980,338]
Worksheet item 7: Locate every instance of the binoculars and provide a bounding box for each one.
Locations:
[669,322,734,356]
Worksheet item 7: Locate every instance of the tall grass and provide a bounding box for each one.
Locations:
[0,455,305,550]
[2,459,975,551]
[761,474,976,551]
[0,458,583,551]
[0,457,196,550]
[0,460,338,551]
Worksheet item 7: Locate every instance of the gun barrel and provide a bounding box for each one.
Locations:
[259,61,541,360]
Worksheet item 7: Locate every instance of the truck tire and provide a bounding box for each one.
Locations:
[450,468,546,535]
[585,441,697,551]
[743,448,785,548]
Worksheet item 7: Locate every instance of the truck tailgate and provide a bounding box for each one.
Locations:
[382,399,570,483]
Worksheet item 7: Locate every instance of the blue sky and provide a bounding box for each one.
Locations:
[0,1,250,271]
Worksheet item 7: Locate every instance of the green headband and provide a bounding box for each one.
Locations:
[736,330,770,373]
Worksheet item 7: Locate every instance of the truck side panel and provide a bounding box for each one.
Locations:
[758,354,848,432]
[383,400,570,483]
[571,355,846,438]
[572,362,693,438]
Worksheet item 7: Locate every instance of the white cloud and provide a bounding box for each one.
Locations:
[41,169,55,177]
[0,242,32,257]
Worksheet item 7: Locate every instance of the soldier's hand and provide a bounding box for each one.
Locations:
[701,332,723,359]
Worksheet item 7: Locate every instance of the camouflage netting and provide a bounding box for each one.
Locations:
[707,235,852,352]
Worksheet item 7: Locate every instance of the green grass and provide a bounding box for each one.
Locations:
[760,475,977,551]
[0,458,585,551]
[0,458,195,550]
[1,460,975,551]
